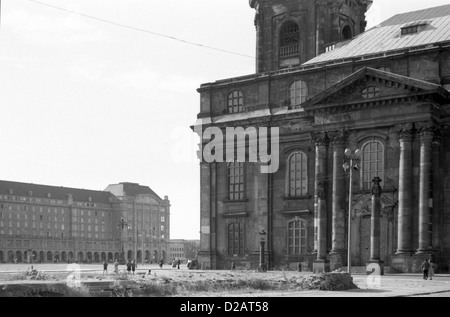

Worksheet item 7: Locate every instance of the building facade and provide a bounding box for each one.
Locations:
[0,181,170,264]
[169,239,200,263]
[193,1,450,273]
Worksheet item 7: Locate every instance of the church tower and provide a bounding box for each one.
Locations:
[250,0,373,73]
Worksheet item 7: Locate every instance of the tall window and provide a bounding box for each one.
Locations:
[228,162,245,200]
[288,219,307,255]
[288,152,308,197]
[228,222,244,255]
[290,80,308,107]
[361,141,384,190]
[280,21,300,58]
[228,91,244,114]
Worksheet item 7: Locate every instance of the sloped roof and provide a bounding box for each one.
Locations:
[304,5,450,66]
[104,182,163,202]
[0,180,115,204]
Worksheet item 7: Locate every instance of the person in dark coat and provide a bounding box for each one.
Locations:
[131,260,136,275]
[421,259,430,280]
[126,260,132,275]
[102,260,108,275]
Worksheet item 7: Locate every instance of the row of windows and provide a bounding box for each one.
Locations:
[227,80,308,114]
[227,141,385,200]
[228,219,307,256]
[0,195,108,208]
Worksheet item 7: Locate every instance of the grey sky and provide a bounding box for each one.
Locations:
[0,0,448,239]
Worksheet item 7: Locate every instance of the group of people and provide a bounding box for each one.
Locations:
[421,259,435,280]
[102,259,137,275]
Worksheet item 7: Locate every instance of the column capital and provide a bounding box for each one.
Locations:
[397,124,415,142]
[371,177,383,198]
[330,130,348,147]
[316,0,329,13]
[416,122,439,141]
[312,131,330,146]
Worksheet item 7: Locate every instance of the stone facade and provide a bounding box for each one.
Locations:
[0,181,170,264]
[193,1,450,273]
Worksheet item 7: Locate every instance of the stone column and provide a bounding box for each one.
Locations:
[329,131,347,270]
[416,126,434,254]
[432,131,442,250]
[395,127,414,255]
[312,132,330,273]
[370,177,382,261]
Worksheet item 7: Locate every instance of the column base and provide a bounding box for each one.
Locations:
[328,252,346,271]
[366,260,384,276]
[313,259,330,274]
[391,254,413,273]
[197,251,215,270]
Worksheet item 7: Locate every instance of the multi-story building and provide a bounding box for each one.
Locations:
[0,180,170,264]
[193,1,450,273]
[169,239,200,263]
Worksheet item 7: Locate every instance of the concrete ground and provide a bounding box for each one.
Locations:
[0,263,449,297]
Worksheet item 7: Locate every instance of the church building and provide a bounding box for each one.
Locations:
[193,0,450,273]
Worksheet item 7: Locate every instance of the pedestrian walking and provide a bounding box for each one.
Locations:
[126,260,132,275]
[113,259,119,274]
[177,258,181,269]
[131,260,136,275]
[159,258,163,269]
[428,259,435,280]
[421,259,430,280]
[103,260,108,275]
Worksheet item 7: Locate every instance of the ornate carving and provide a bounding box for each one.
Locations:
[371,177,383,198]
[312,131,330,146]
[331,130,348,147]
[316,0,329,14]
[396,124,415,142]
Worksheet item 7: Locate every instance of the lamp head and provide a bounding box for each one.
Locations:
[345,148,352,157]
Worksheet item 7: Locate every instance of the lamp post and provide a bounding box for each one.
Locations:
[258,229,267,272]
[117,218,129,263]
[343,148,362,274]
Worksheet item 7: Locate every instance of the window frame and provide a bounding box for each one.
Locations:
[228,222,244,256]
[287,219,307,256]
[360,140,385,191]
[227,162,245,201]
[289,80,308,107]
[286,151,308,198]
[227,90,244,114]
[279,21,300,58]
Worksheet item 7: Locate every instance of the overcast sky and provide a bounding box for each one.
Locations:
[0,0,449,240]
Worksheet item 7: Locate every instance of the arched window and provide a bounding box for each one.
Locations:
[289,80,308,107]
[227,91,244,114]
[342,25,353,40]
[280,21,300,58]
[288,219,307,255]
[288,152,308,197]
[228,162,245,200]
[361,141,385,190]
[228,222,244,255]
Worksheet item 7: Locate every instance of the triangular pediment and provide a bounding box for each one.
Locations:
[303,67,449,112]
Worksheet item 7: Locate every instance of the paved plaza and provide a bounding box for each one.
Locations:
[0,263,449,297]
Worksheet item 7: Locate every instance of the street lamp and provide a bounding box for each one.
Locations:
[258,229,267,272]
[343,148,362,274]
[117,218,129,263]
